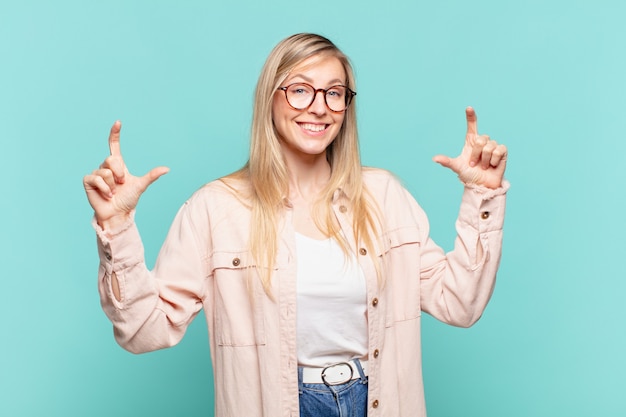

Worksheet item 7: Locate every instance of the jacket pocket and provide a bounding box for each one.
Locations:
[212,251,268,346]
[375,226,423,327]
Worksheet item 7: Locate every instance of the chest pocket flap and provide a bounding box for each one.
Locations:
[376,225,422,256]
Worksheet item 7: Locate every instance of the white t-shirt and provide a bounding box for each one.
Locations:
[295,232,368,367]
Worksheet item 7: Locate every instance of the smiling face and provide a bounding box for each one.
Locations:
[272,55,347,164]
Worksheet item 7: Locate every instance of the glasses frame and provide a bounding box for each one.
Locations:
[277,82,357,113]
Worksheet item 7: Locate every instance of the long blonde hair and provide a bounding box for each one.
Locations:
[225,33,381,296]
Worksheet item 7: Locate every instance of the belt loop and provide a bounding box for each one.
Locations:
[353,358,367,383]
[297,366,304,392]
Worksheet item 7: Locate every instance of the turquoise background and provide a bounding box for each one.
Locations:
[1,0,625,415]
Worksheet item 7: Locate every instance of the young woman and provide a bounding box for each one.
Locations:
[83,33,509,417]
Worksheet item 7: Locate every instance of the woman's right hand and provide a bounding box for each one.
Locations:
[83,121,169,230]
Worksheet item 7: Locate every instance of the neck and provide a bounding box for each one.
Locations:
[284,153,331,204]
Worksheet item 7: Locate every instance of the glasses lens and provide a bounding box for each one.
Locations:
[286,84,315,110]
[325,86,348,112]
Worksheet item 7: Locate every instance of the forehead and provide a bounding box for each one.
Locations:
[285,55,347,85]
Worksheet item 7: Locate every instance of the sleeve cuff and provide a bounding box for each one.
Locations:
[463,179,511,200]
[93,211,144,272]
[458,180,509,232]
[92,211,136,243]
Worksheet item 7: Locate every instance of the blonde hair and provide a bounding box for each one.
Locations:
[225,33,381,296]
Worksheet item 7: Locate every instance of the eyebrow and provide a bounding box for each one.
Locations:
[287,73,346,86]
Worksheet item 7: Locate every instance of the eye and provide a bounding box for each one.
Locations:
[289,84,312,95]
[326,87,345,98]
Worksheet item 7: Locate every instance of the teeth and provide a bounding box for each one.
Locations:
[300,123,326,132]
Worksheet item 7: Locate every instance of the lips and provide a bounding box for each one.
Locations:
[298,122,328,132]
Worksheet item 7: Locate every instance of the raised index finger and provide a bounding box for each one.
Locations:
[108,120,122,156]
[466,106,478,136]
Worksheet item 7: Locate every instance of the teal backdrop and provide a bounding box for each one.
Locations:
[1,0,625,416]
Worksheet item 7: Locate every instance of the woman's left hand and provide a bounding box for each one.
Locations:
[433,107,507,189]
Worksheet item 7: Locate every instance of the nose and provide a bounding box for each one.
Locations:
[308,90,327,115]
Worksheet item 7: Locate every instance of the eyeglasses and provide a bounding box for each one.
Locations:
[277,83,356,113]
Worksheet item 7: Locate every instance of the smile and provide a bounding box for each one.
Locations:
[298,123,328,132]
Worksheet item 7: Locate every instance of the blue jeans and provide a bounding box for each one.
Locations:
[298,360,368,417]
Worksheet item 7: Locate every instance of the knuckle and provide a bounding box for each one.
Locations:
[475,136,488,146]
[101,156,114,168]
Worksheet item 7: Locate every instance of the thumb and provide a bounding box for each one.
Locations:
[138,166,170,193]
[432,154,453,169]
[433,155,465,176]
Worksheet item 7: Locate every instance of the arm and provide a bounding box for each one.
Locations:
[420,107,509,326]
[84,122,206,352]
[418,181,508,327]
[95,198,209,353]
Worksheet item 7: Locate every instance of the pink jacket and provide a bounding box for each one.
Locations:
[95,168,508,417]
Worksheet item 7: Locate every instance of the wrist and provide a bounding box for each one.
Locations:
[98,213,132,231]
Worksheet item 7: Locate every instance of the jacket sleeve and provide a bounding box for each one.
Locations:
[95,194,211,353]
[416,181,510,327]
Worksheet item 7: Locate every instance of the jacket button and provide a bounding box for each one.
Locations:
[359,248,367,256]
[481,211,490,220]
[339,205,347,213]
[372,298,378,307]
[232,257,241,267]
[373,349,379,358]
[104,252,112,261]
[372,399,379,408]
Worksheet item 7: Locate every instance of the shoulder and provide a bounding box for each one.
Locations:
[183,175,252,217]
[361,167,429,231]
[361,167,408,200]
